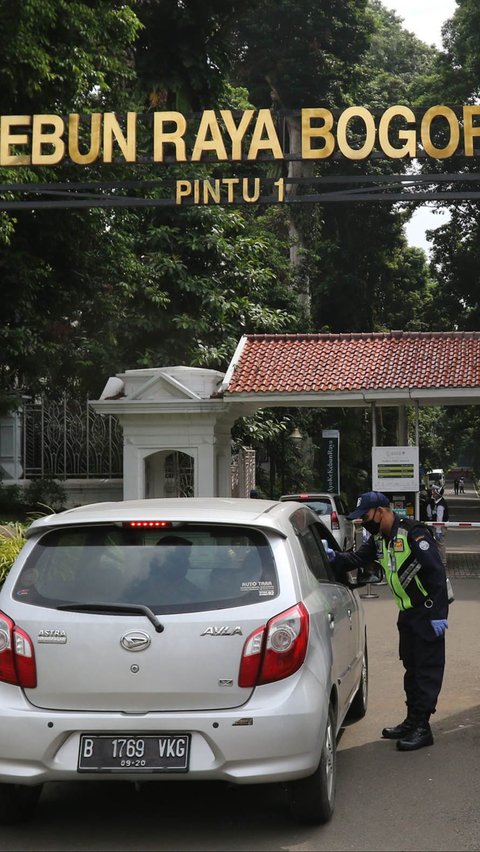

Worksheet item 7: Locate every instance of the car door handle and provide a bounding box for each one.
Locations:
[327,612,335,631]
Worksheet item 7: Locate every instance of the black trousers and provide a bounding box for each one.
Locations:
[397,608,446,721]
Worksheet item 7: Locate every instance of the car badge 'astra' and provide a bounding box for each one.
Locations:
[38,629,67,644]
[201,626,243,636]
[120,631,151,651]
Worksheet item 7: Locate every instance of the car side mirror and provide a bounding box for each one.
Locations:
[346,563,384,590]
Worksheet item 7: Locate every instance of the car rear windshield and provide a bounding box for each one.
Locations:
[303,500,332,516]
[13,524,279,613]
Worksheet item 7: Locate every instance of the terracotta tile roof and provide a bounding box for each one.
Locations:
[224,332,480,395]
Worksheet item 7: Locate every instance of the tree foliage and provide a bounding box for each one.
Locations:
[0,0,479,483]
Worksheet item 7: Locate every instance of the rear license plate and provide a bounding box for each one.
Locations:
[78,734,190,773]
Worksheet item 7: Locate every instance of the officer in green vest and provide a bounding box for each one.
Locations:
[327,490,449,751]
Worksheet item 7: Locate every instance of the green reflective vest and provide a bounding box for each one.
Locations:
[374,523,429,611]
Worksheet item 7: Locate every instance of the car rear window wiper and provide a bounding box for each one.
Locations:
[57,603,164,633]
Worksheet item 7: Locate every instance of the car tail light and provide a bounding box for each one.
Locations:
[238,603,309,688]
[0,612,37,688]
[123,521,173,529]
[331,510,340,530]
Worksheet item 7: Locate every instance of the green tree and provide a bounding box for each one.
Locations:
[0,0,143,399]
[0,2,301,399]
[134,0,258,112]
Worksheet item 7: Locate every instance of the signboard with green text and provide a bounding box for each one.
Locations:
[372,446,419,492]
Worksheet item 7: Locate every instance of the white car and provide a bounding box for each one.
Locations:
[279,493,355,550]
[425,469,446,492]
[0,498,367,825]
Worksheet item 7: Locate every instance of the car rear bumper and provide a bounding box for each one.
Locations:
[0,676,328,786]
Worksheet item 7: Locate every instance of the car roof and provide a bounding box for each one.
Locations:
[25,497,317,539]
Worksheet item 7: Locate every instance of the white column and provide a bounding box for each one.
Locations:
[123,440,145,499]
[216,435,232,496]
[195,439,216,496]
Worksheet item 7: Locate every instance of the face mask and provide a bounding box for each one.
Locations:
[362,511,380,535]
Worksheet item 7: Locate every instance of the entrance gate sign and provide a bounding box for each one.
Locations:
[2,105,480,209]
[2,105,480,167]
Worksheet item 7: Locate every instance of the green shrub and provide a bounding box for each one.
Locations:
[0,481,26,514]
[24,479,66,513]
[0,522,27,586]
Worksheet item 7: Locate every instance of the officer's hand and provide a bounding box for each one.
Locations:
[431,619,448,637]
[325,547,336,562]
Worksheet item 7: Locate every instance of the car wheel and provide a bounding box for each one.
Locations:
[287,703,336,825]
[0,783,43,825]
[347,641,368,720]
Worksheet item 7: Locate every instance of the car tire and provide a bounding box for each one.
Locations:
[0,783,43,825]
[347,640,368,720]
[287,703,336,825]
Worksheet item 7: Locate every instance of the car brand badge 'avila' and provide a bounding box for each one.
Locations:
[120,631,152,651]
[201,626,243,636]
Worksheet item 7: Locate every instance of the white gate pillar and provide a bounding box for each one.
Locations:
[90,367,246,499]
[215,421,236,497]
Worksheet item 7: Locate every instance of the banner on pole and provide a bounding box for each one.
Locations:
[321,430,340,493]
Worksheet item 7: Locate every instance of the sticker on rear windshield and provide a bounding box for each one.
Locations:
[241,580,275,596]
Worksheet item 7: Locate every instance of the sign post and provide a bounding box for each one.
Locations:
[321,430,340,494]
[372,446,420,518]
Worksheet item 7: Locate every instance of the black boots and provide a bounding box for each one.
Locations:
[396,723,433,751]
[382,716,434,750]
[381,718,416,739]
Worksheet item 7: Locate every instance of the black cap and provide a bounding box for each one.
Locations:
[347,491,390,520]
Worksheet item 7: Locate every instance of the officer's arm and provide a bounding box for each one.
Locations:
[329,535,377,580]
[408,526,448,618]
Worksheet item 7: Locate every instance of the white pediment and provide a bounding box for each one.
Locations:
[99,366,225,402]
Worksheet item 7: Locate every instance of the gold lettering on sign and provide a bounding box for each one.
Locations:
[247,109,283,159]
[301,109,335,159]
[220,110,254,159]
[31,115,65,165]
[2,104,480,171]
[421,106,459,159]
[191,111,228,161]
[378,106,416,158]
[68,114,102,164]
[462,105,480,156]
[337,107,376,160]
[153,111,187,162]
[176,178,263,204]
[103,112,136,163]
[0,115,31,165]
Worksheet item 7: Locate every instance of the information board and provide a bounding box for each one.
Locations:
[372,446,419,492]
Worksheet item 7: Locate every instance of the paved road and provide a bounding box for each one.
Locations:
[443,477,480,563]
[1,578,479,852]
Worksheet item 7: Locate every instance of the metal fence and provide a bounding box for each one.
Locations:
[18,398,255,497]
[231,447,256,497]
[22,396,123,479]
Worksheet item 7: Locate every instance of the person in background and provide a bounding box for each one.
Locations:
[426,485,449,570]
[453,477,459,495]
[458,476,465,494]
[326,491,448,752]
[419,488,429,521]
